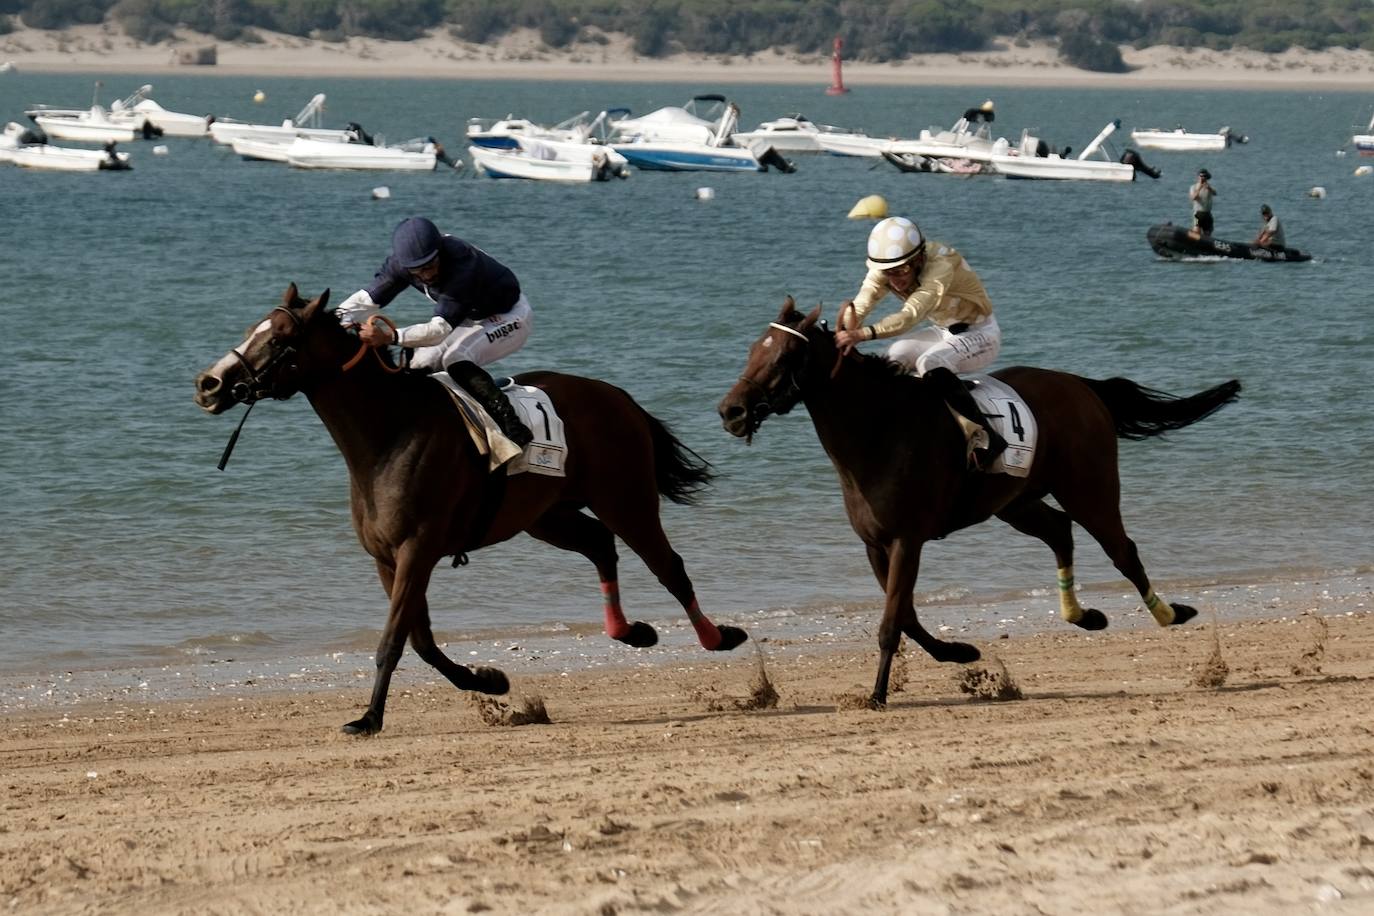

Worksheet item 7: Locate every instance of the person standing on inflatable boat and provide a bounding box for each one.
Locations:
[835,215,1006,470]
[337,216,534,448]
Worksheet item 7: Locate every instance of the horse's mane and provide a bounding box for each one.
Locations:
[802,325,923,392]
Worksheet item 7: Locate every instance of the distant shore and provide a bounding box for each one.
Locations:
[4,24,1374,90]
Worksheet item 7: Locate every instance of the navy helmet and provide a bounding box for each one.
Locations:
[392,217,442,268]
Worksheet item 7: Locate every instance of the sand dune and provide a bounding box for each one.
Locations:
[4,24,1374,89]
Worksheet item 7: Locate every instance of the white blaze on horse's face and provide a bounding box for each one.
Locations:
[206,318,274,380]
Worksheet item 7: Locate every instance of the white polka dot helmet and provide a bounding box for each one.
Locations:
[865,216,925,270]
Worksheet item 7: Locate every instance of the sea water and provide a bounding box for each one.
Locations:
[0,73,1370,686]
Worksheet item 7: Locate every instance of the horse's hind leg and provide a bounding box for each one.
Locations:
[590,492,747,652]
[526,505,658,648]
[997,499,1106,631]
[1054,490,1197,628]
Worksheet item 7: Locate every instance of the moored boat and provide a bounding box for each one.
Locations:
[209,94,355,145]
[989,120,1159,182]
[1146,223,1311,262]
[287,135,456,171]
[1129,126,1246,151]
[469,138,628,182]
[0,122,131,171]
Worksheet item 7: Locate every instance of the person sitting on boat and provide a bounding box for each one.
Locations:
[1188,168,1215,239]
[1255,204,1285,249]
[835,215,1006,471]
[337,216,534,448]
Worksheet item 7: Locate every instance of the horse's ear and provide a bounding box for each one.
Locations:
[777,295,796,321]
[301,287,329,323]
[799,304,823,330]
[282,282,300,307]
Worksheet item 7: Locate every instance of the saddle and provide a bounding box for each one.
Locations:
[432,374,568,477]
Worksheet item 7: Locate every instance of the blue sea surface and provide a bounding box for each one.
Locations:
[0,72,1370,676]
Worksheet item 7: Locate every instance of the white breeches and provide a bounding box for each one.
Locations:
[886,314,1001,376]
[409,294,532,372]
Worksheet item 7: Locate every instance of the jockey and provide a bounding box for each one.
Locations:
[835,216,1006,470]
[337,216,534,448]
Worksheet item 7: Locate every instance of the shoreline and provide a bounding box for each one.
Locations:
[4,25,1374,91]
[3,607,1372,913]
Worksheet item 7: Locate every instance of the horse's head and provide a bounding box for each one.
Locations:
[193,284,333,414]
[718,296,824,442]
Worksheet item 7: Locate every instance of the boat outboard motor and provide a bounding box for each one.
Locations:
[432,140,460,169]
[346,122,375,145]
[756,146,797,173]
[139,120,163,140]
[1120,148,1161,180]
[1060,146,1073,158]
[1034,139,1050,158]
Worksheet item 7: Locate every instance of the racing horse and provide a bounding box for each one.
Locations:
[194,285,747,735]
[718,298,1240,708]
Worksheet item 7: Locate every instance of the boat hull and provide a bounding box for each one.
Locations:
[1146,224,1311,262]
[1129,130,1228,152]
[470,145,615,182]
[612,142,761,172]
[1354,133,1374,157]
[32,115,141,144]
[0,140,131,171]
[990,156,1134,181]
[287,138,437,171]
[815,134,890,158]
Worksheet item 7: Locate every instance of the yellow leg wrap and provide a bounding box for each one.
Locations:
[1145,590,1175,626]
[1057,567,1084,623]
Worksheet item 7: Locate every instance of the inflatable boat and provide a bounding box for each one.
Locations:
[1147,224,1311,262]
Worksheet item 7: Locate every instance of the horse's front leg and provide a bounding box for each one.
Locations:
[870,537,980,708]
[409,609,510,697]
[342,552,428,736]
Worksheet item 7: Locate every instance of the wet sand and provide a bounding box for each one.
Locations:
[4,581,1373,914]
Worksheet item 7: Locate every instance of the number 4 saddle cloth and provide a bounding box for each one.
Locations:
[433,374,569,478]
[957,374,1039,478]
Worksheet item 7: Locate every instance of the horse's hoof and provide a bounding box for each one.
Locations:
[1169,604,1199,627]
[1074,608,1109,631]
[866,695,887,711]
[341,714,380,736]
[470,666,510,695]
[933,641,981,664]
[710,626,749,652]
[613,620,659,649]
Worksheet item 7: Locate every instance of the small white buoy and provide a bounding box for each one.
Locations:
[1355,165,1373,177]
[1307,186,1326,198]
[694,187,715,201]
[1335,149,1346,157]
[847,194,888,220]
[152,144,169,156]
[253,89,266,104]
[371,186,391,200]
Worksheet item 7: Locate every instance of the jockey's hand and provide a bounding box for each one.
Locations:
[835,327,868,356]
[359,319,396,349]
[336,290,379,328]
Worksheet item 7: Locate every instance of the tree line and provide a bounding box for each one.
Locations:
[4,0,1374,72]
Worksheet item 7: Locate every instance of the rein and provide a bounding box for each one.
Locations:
[341,314,403,374]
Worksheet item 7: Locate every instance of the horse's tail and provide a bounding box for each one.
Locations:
[1086,377,1241,440]
[642,409,714,505]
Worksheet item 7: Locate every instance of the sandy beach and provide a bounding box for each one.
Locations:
[4,24,1374,90]
[4,588,1373,914]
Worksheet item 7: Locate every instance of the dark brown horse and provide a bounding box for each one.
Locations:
[194,285,747,734]
[718,298,1240,707]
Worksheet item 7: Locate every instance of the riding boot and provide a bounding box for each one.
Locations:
[446,361,533,448]
[924,366,1007,472]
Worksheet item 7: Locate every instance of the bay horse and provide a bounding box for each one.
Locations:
[194,285,747,735]
[718,298,1240,708]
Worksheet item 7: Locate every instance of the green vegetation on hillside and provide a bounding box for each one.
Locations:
[5,0,1374,72]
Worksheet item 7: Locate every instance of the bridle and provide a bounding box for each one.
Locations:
[227,306,303,405]
[734,322,812,434]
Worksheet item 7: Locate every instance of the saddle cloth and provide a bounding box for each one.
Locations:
[432,375,568,477]
[960,375,1038,478]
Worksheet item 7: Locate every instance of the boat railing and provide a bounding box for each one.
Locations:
[293,94,327,129]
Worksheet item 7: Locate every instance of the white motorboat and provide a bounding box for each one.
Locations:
[209,94,356,145]
[465,109,613,150]
[1129,126,1245,151]
[231,136,295,162]
[111,85,210,138]
[26,83,167,143]
[730,114,873,155]
[609,96,721,145]
[0,122,131,171]
[1353,110,1374,156]
[469,138,628,182]
[884,101,1003,165]
[989,121,1158,182]
[287,135,457,171]
[814,132,893,158]
[612,97,794,173]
